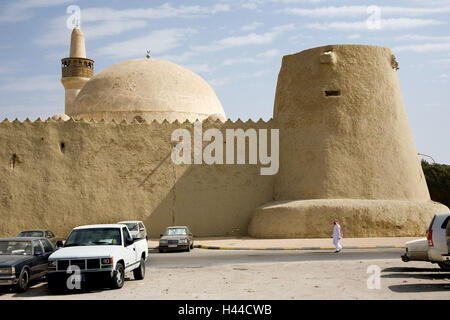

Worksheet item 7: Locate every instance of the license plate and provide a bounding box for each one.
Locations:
[0,280,12,285]
[168,244,177,248]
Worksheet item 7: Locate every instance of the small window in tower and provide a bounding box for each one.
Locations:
[325,90,341,97]
[60,142,65,153]
[10,154,17,169]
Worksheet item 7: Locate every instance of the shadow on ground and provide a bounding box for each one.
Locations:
[382,266,450,294]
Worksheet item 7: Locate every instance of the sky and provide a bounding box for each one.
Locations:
[0,0,449,164]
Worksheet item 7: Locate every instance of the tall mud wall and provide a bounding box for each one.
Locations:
[0,118,275,238]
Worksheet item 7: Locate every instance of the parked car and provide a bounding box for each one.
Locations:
[402,212,450,270]
[17,230,63,246]
[401,238,428,262]
[46,224,148,291]
[427,212,450,269]
[117,221,147,240]
[159,226,194,253]
[0,237,56,292]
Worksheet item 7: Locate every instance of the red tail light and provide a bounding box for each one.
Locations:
[427,230,434,247]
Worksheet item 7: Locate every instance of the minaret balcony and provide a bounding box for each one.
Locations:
[61,57,94,78]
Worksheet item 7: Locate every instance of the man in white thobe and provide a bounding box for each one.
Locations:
[332,219,343,253]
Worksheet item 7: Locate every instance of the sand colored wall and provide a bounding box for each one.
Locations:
[273,45,430,201]
[0,118,274,239]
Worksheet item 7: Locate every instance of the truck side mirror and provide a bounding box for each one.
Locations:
[125,237,134,246]
[56,241,63,248]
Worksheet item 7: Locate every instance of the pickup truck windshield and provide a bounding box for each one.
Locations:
[64,228,122,247]
[122,223,138,231]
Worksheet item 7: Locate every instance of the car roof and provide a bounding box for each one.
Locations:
[19,230,49,232]
[0,237,47,241]
[117,221,142,224]
[167,226,188,229]
[73,224,124,230]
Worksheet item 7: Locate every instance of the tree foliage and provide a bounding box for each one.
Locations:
[421,160,450,207]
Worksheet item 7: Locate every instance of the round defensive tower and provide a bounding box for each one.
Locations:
[249,44,448,238]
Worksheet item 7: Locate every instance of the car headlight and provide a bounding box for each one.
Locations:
[101,258,113,265]
[179,239,187,244]
[160,240,168,244]
[0,267,14,275]
[48,260,57,269]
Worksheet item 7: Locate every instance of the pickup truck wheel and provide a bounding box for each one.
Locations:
[47,279,63,293]
[111,263,125,289]
[438,262,450,270]
[133,258,145,280]
[15,268,29,293]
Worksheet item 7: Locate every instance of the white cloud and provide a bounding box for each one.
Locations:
[281,5,450,17]
[0,0,74,22]
[192,24,294,52]
[394,42,450,52]
[347,34,361,40]
[0,64,22,75]
[209,70,267,87]
[395,34,450,42]
[0,75,60,92]
[242,3,258,10]
[257,49,281,57]
[222,48,281,66]
[181,63,215,74]
[429,58,450,66]
[158,51,199,64]
[84,20,148,40]
[94,28,197,59]
[223,57,264,65]
[307,18,443,31]
[80,4,230,22]
[39,16,149,46]
[242,22,264,31]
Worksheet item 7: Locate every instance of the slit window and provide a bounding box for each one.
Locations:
[325,90,341,97]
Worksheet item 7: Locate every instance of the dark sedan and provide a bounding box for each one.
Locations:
[0,237,55,292]
[159,226,194,253]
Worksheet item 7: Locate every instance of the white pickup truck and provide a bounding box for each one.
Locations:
[46,224,148,291]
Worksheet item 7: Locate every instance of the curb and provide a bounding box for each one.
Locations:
[194,244,405,251]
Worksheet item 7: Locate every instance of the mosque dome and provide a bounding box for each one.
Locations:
[71,58,227,123]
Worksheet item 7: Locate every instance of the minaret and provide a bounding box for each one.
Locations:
[61,27,94,116]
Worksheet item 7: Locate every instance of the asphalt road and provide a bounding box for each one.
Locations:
[148,248,405,268]
[1,248,449,300]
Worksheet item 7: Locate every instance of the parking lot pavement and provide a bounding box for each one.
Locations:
[0,248,449,300]
[148,237,416,251]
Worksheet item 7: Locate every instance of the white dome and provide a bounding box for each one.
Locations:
[71,59,226,123]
